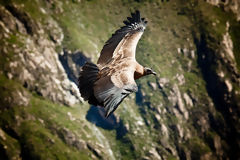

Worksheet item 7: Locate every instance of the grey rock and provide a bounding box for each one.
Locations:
[58,127,86,150]
[183,48,189,56]
[183,93,193,107]
[190,50,195,59]
[176,74,185,85]
[148,148,162,160]
[7,33,81,106]
[214,135,223,157]
[158,77,169,88]
[207,0,240,21]
[87,143,103,159]
[169,84,189,120]
[149,82,157,90]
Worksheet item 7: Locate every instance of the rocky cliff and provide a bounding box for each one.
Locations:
[0,0,239,160]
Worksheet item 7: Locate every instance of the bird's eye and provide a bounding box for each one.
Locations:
[146,68,151,73]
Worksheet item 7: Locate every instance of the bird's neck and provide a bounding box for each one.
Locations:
[134,63,145,80]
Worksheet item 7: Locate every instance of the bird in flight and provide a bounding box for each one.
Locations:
[78,10,156,118]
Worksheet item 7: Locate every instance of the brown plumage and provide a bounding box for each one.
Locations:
[78,10,156,118]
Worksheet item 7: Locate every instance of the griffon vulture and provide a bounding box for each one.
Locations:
[78,10,156,118]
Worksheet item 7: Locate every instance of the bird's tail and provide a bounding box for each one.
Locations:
[78,62,100,106]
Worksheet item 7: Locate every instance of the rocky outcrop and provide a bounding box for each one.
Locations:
[194,16,240,160]
[0,5,81,106]
[59,49,89,84]
[57,127,86,150]
[0,0,240,160]
[206,0,240,20]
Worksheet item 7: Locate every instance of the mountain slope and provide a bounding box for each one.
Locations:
[0,0,239,159]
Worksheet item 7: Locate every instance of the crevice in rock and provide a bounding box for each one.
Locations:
[19,141,36,160]
[87,143,103,159]
[0,127,27,160]
[1,126,19,142]
[5,4,38,36]
[193,32,240,159]
[0,144,8,160]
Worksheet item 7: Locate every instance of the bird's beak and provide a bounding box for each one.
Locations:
[145,67,157,76]
[151,70,157,76]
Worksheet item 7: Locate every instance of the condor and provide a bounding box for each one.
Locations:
[78,10,156,118]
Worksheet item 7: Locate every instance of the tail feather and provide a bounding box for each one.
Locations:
[78,62,100,106]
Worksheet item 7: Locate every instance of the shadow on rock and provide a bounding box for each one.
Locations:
[59,49,90,84]
[86,105,128,139]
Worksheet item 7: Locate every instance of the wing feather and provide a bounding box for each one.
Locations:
[104,84,137,117]
[94,65,138,118]
[97,10,147,67]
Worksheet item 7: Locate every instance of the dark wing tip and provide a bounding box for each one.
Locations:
[100,10,147,59]
[130,10,140,22]
[123,10,147,30]
[105,110,112,118]
[103,84,138,118]
[135,10,140,22]
[123,20,130,25]
[127,17,133,22]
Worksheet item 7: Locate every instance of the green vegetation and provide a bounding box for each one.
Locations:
[0,0,239,159]
[0,97,92,159]
[187,137,211,159]
[230,22,240,71]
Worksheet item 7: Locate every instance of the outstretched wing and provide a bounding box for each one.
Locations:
[103,84,137,118]
[97,10,147,67]
[94,67,138,117]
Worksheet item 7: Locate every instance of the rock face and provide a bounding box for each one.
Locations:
[59,49,89,84]
[194,19,240,159]
[206,0,240,20]
[0,5,81,106]
[0,0,240,160]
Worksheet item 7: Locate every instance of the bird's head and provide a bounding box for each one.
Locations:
[144,67,157,76]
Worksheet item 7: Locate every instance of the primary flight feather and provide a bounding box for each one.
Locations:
[78,10,156,118]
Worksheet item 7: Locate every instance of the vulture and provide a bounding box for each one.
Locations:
[78,10,156,118]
